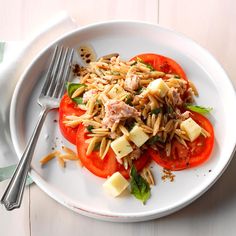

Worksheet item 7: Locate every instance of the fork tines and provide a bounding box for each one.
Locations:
[41,45,74,99]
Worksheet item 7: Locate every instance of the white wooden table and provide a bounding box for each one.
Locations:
[1,0,236,235]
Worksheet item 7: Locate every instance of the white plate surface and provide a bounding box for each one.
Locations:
[10,21,236,222]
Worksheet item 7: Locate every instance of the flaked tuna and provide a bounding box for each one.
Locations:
[103,100,140,128]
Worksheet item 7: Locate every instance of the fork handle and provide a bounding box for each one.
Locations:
[1,106,49,210]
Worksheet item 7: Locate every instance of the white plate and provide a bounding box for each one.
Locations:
[10,21,236,222]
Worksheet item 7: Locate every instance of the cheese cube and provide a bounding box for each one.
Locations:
[180,117,202,142]
[129,125,149,147]
[103,172,129,197]
[147,79,169,97]
[108,84,127,99]
[111,135,133,159]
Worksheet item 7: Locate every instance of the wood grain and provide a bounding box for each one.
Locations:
[0,0,158,40]
[0,181,30,235]
[159,0,236,87]
[1,0,236,235]
[29,154,236,236]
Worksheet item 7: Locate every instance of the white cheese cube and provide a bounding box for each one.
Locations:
[103,172,129,197]
[129,125,149,147]
[180,117,202,142]
[111,135,133,158]
[147,79,169,97]
[108,84,127,99]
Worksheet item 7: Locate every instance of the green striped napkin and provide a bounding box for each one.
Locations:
[0,164,34,186]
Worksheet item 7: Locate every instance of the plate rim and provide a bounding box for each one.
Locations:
[9,20,236,222]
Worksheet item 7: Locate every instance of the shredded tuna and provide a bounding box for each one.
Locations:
[180,111,191,120]
[129,148,141,160]
[82,89,98,103]
[103,100,140,128]
[170,87,183,106]
[175,109,191,120]
[124,74,140,91]
[185,88,195,103]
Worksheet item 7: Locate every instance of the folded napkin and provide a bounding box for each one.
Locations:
[0,12,78,169]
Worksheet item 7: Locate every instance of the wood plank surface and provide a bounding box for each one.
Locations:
[0,0,158,40]
[0,181,30,236]
[159,0,236,87]
[1,0,236,235]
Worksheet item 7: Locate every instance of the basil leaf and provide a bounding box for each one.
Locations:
[93,142,101,151]
[147,135,164,145]
[145,64,154,71]
[125,120,135,131]
[87,125,94,132]
[150,108,162,115]
[125,95,133,106]
[130,61,137,66]
[136,57,154,71]
[186,104,213,114]
[135,87,143,95]
[73,97,84,104]
[66,82,86,104]
[0,164,33,186]
[167,105,173,114]
[130,166,151,204]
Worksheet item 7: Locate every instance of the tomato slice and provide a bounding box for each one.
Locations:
[131,53,188,81]
[59,94,85,144]
[59,54,213,177]
[148,112,214,170]
[76,124,150,178]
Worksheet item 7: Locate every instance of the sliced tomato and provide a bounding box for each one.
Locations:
[76,124,150,178]
[148,112,214,170]
[59,94,85,145]
[131,53,188,81]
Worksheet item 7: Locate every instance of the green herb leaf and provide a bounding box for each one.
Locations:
[145,64,154,71]
[136,57,154,71]
[73,97,84,104]
[0,164,33,186]
[66,82,86,104]
[147,135,163,145]
[136,57,142,62]
[87,125,94,132]
[150,108,162,115]
[186,104,213,114]
[167,105,173,114]
[130,61,137,66]
[125,120,135,131]
[130,166,151,204]
[125,95,133,106]
[135,87,143,95]
[93,142,101,151]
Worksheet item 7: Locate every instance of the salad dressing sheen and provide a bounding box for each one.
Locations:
[78,44,96,64]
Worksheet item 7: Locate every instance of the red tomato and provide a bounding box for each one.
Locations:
[76,124,150,178]
[131,53,188,81]
[59,94,85,145]
[148,112,214,170]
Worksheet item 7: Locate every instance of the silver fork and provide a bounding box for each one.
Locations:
[1,45,74,210]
